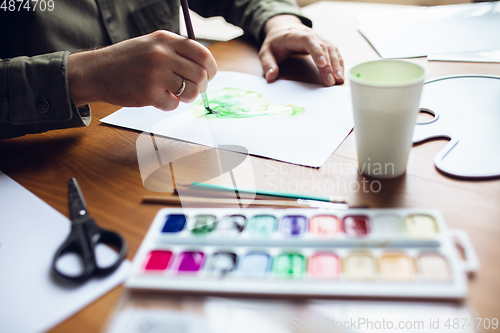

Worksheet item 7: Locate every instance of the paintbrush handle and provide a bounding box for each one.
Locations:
[178,182,347,204]
[142,195,310,208]
[176,189,295,201]
[180,0,196,40]
[201,92,210,109]
[179,0,214,113]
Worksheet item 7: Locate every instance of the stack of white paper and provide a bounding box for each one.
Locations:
[356,2,500,62]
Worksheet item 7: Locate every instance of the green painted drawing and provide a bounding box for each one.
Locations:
[193,88,305,118]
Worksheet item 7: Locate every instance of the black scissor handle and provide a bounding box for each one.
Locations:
[92,228,128,277]
[52,219,127,284]
[52,221,96,284]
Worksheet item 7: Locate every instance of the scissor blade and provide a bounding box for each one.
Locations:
[68,178,90,222]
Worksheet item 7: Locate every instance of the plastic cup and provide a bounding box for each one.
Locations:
[349,60,428,178]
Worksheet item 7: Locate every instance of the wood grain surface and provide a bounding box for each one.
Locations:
[1,2,499,332]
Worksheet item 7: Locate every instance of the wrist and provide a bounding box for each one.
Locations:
[67,51,100,106]
[264,14,303,35]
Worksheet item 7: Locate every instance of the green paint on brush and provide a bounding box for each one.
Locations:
[194,88,305,118]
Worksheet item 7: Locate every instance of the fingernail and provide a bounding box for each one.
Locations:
[327,73,335,85]
[265,68,274,80]
[318,56,327,67]
[335,70,344,81]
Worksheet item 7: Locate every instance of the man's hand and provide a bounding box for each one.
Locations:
[259,15,344,86]
[68,30,217,110]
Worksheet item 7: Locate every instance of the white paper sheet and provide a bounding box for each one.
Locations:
[101,71,354,168]
[106,309,213,333]
[105,297,475,333]
[179,9,243,42]
[0,171,130,333]
[356,2,500,60]
[428,49,500,63]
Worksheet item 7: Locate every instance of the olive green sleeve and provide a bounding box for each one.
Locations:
[0,51,91,140]
[189,0,312,43]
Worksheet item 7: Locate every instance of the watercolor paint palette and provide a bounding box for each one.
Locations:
[126,208,479,299]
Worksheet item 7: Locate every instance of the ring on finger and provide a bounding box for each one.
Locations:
[174,77,186,97]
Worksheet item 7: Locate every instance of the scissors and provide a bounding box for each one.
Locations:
[52,178,127,284]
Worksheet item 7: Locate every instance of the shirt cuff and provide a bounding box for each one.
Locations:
[1,51,91,139]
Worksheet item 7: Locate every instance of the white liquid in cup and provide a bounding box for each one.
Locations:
[349,60,428,178]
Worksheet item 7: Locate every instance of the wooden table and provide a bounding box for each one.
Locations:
[1,1,499,332]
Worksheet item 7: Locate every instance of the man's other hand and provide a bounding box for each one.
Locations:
[259,15,344,86]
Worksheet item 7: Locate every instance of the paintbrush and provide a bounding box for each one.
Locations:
[177,182,348,204]
[180,0,216,114]
[143,182,350,209]
[142,195,346,209]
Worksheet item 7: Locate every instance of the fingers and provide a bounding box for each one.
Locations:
[170,37,218,102]
[302,35,328,70]
[150,30,217,81]
[258,45,280,83]
[152,74,200,110]
[260,24,345,87]
[283,30,328,70]
[170,75,200,103]
[175,38,217,82]
[329,45,344,85]
[317,45,344,86]
[300,36,343,86]
[150,31,217,105]
[318,44,334,86]
[152,90,180,111]
[170,56,209,99]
